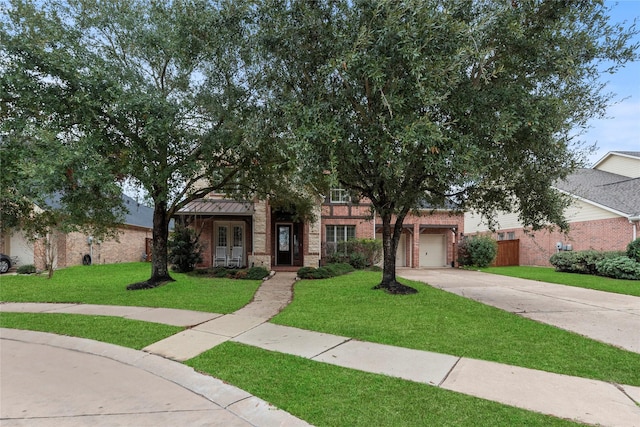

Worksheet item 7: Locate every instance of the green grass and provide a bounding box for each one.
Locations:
[0,312,181,349]
[480,266,640,296]
[187,342,583,427]
[272,271,640,386]
[0,262,260,313]
[1,264,635,425]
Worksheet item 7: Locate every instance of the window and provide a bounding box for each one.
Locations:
[233,226,243,247]
[497,233,505,241]
[507,232,516,240]
[217,225,228,247]
[330,188,351,204]
[325,225,356,254]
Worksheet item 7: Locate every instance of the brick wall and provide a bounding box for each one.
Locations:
[472,217,635,266]
[60,227,152,267]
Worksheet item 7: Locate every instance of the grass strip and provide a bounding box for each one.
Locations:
[272,271,640,386]
[480,266,640,296]
[0,263,260,313]
[0,312,181,349]
[187,342,584,427]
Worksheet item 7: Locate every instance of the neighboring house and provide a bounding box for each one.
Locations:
[176,192,464,270]
[0,195,154,270]
[464,151,640,266]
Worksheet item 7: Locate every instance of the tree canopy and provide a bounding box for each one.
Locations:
[1,0,636,291]
[255,0,638,292]
[1,0,304,285]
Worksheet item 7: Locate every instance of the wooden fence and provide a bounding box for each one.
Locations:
[492,239,520,267]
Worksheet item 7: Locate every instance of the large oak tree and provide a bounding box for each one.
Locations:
[256,0,638,293]
[1,0,298,286]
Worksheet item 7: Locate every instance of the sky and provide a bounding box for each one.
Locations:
[583,0,640,165]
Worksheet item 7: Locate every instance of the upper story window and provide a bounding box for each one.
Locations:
[330,188,351,204]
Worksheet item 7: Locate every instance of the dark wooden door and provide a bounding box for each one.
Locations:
[276,224,292,265]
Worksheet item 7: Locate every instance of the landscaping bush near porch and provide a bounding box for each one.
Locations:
[297,263,355,279]
[191,266,270,280]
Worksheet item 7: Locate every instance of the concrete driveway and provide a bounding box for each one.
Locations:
[398,268,640,353]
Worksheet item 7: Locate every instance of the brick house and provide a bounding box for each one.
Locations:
[0,195,154,270]
[176,191,464,270]
[464,151,640,266]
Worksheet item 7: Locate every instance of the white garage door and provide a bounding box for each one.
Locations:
[376,233,407,267]
[9,232,35,266]
[419,234,445,267]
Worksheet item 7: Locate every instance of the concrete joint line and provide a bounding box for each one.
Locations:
[222,394,253,410]
[515,287,622,311]
[438,356,463,387]
[613,383,640,406]
[310,338,353,360]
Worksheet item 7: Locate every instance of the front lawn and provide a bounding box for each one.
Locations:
[0,312,181,349]
[480,266,640,296]
[272,271,640,386]
[0,262,260,313]
[2,265,637,426]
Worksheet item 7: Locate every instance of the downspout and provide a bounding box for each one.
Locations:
[629,215,640,240]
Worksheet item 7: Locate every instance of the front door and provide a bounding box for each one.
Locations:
[276,224,292,265]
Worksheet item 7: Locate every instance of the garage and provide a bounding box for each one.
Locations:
[419,234,446,267]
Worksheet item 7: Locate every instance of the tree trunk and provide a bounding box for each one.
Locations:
[148,200,174,284]
[126,199,174,290]
[373,212,417,294]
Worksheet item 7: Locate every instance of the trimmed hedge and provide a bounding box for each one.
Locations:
[549,250,624,274]
[595,256,640,280]
[297,263,354,280]
[190,266,270,280]
[16,264,37,274]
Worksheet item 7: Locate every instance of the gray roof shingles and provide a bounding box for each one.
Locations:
[555,169,640,216]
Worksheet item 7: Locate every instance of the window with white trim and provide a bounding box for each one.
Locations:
[330,188,351,204]
[325,225,356,254]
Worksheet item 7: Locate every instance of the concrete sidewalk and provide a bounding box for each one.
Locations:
[2,270,640,426]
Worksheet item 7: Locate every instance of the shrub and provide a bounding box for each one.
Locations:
[168,223,203,273]
[246,266,270,280]
[297,267,332,279]
[297,263,354,280]
[327,238,382,269]
[458,235,497,268]
[627,238,640,263]
[17,264,36,274]
[324,263,355,276]
[596,256,640,280]
[550,250,623,274]
[549,251,578,272]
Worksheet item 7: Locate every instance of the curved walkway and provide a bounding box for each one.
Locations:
[2,270,640,426]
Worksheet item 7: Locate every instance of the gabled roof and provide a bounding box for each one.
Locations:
[122,195,154,229]
[592,151,640,169]
[555,169,640,217]
[44,194,154,229]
